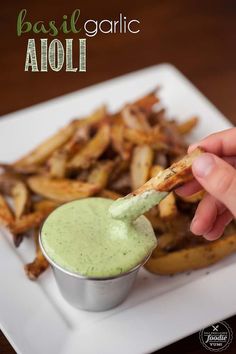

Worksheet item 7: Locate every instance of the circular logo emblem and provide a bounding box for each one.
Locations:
[199,321,233,352]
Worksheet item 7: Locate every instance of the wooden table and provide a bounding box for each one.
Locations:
[0,0,235,353]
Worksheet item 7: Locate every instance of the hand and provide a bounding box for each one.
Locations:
[176,128,236,241]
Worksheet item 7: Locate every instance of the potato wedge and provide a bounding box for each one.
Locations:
[68,124,111,170]
[0,194,14,227]
[14,121,77,167]
[132,147,204,195]
[177,117,198,135]
[145,233,236,275]
[27,176,100,202]
[24,228,49,280]
[131,145,153,190]
[88,160,114,189]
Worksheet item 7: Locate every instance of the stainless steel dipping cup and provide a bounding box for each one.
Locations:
[39,230,151,311]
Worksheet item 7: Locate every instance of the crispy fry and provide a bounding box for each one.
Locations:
[145,234,236,275]
[134,89,159,111]
[0,194,14,227]
[122,104,151,132]
[14,121,77,167]
[24,228,49,280]
[88,160,114,189]
[132,147,204,195]
[111,122,131,160]
[131,145,153,190]
[10,211,48,235]
[159,192,177,219]
[124,127,166,146]
[98,189,123,200]
[68,124,111,170]
[150,164,164,178]
[177,117,198,135]
[75,105,108,129]
[33,199,60,213]
[11,181,30,219]
[27,176,100,202]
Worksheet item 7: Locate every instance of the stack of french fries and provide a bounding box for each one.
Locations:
[0,89,235,280]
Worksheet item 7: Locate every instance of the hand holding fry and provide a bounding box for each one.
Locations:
[176,128,236,240]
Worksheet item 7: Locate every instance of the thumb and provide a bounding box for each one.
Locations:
[192,153,236,217]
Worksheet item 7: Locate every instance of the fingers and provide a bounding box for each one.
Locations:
[188,127,236,156]
[175,179,202,197]
[203,210,233,241]
[190,194,225,236]
[191,153,236,217]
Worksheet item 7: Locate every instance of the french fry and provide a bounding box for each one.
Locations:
[145,234,236,275]
[10,211,48,235]
[88,160,114,189]
[68,124,111,170]
[98,189,123,200]
[47,125,91,178]
[27,176,100,202]
[11,181,30,219]
[150,164,164,178]
[124,127,165,146]
[132,147,204,195]
[14,121,77,167]
[159,192,177,219]
[33,199,60,213]
[131,145,153,190]
[177,117,198,135]
[134,89,159,111]
[75,105,108,129]
[0,194,14,227]
[111,122,131,160]
[122,104,151,132]
[24,228,49,280]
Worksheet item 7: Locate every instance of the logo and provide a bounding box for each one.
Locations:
[199,321,233,352]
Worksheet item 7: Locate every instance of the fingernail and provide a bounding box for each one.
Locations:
[192,154,215,178]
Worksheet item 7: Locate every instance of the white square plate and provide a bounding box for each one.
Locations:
[0,64,235,354]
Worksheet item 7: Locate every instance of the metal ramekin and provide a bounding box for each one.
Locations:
[39,225,152,312]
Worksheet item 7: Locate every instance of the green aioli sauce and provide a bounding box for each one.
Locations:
[41,197,157,277]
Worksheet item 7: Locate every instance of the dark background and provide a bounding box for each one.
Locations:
[0,0,236,353]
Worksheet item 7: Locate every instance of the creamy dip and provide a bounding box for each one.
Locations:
[41,197,157,277]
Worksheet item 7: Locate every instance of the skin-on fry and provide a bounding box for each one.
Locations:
[47,125,91,178]
[98,189,123,200]
[27,176,100,202]
[68,124,111,170]
[0,174,30,219]
[131,145,153,190]
[132,147,204,196]
[159,192,177,219]
[150,164,164,178]
[14,120,78,167]
[0,194,14,227]
[145,233,236,275]
[124,127,165,146]
[179,190,205,203]
[33,199,60,212]
[11,181,30,219]
[122,104,151,132]
[88,161,114,189]
[177,116,198,135]
[111,122,131,160]
[134,89,159,111]
[24,228,49,280]
[9,211,49,235]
